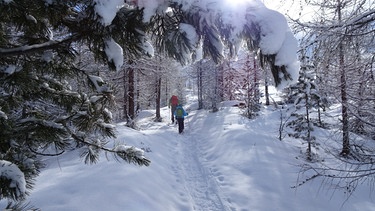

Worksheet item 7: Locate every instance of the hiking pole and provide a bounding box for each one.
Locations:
[186,114,189,132]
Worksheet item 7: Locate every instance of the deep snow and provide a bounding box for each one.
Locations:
[2,91,375,211]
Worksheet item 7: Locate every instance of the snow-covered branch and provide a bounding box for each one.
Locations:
[113,145,151,166]
[70,133,150,166]
[0,34,81,57]
[292,9,375,33]
[0,160,26,200]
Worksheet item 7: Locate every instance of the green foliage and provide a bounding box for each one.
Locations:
[0,0,151,204]
[0,177,24,201]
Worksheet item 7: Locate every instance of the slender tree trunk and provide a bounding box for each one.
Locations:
[218,61,225,101]
[337,0,350,156]
[165,78,169,106]
[123,69,128,120]
[355,73,365,134]
[136,70,140,113]
[198,60,203,109]
[253,58,260,112]
[305,93,312,161]
[128,65,135,123]
[212,67,218,112]
[246,57,252,118]
[155,77,162,121]
[340,55,350,156]
[265,71,270,106]
[317,103,322,127]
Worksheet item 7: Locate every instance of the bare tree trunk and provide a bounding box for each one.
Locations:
[212,67,219,112]
[155,77,162,121]
[218,61,225,101]
[337,0,350,156]
[246,57,252,118]
[264,70,270,106]
[127,64,135,127]
[123,69,128,120]
[136,70,140,113]
[305,93,312,161]
[317,103,322,127]
[253,58,260,112]
[128,67,135,120]
[198,60,203,110]
[165,78,169,106]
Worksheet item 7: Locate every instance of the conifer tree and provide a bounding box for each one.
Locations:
[287,65,324,161]
[0,0,150,203]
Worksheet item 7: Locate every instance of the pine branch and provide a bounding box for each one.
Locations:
[71,133,151,167]
[0,34,81,57]
[26,144,65,157]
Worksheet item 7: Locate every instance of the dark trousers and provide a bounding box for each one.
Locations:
[171,106,177,123]
[176,117,184,133]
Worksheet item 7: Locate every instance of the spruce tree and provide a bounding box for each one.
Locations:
[287,63,325,161]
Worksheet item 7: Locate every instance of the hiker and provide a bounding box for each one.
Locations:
[174,104,188,134]
[169,95,179,123]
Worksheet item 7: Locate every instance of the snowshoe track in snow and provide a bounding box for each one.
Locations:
[174,133,231,211]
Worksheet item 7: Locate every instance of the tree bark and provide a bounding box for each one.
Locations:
[123,69,128,121]
[337,0,350,156]
[155,77,162,121]
[128,65,135,121]
[198,60,203,110]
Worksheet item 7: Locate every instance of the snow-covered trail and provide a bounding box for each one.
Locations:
[135,107,231,211]
[172,116,231,211]
[142,103,298,211]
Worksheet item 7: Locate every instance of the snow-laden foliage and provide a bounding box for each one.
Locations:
[94,0,124,26]
[0,1,152,205]
[113,145,150,166]
[286,68,325,161]
[137,0,300,88]
[0,160,26,200]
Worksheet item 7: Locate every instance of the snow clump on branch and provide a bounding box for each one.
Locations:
[0,160,27,199]
[104,38,124,71]
[94,0,125,26]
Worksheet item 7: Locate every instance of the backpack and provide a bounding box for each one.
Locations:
[175,107,184,117]
[171,95,178,106]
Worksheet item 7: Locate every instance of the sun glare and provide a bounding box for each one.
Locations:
[222,0,314,21]
[224,0,284,11]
